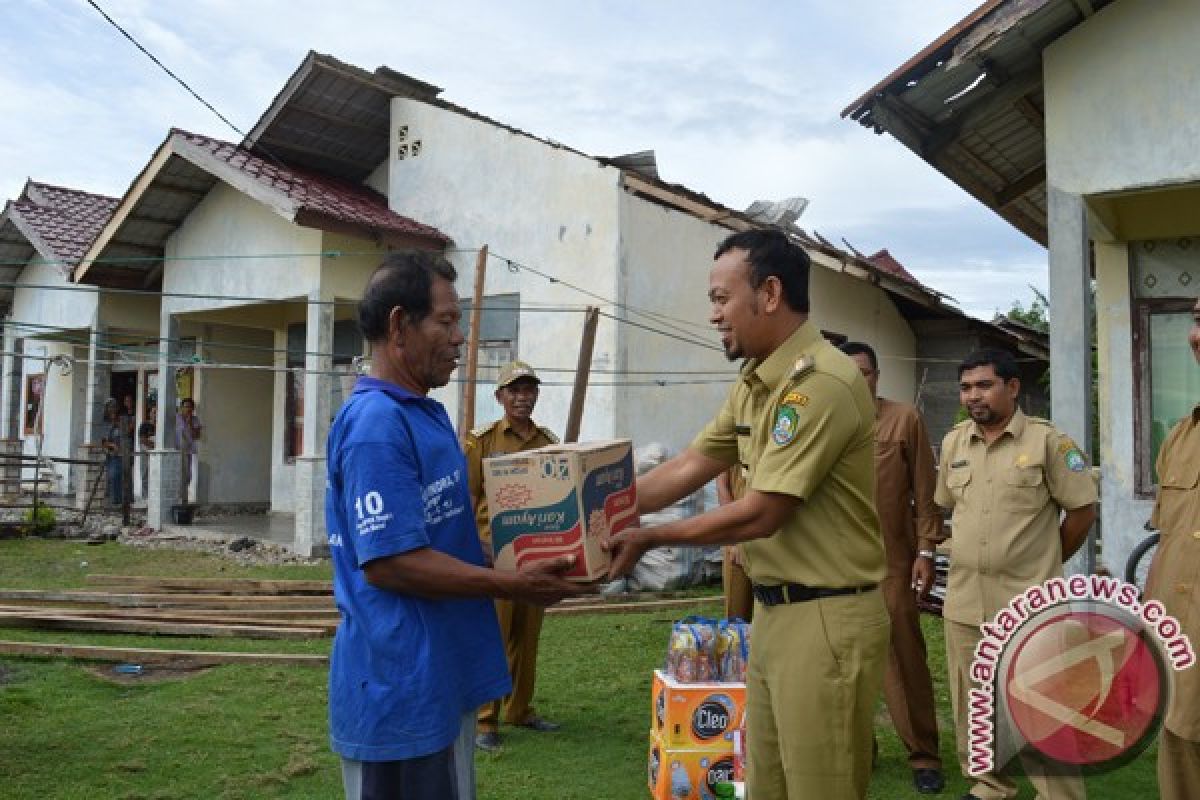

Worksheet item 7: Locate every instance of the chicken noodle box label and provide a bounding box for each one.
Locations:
[483,439,636,581]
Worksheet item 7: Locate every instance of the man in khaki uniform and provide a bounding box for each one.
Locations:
[841,341,945,794]
[717,465,754,621]
[1146,297,1200,800]
[464,361,561,752]
[607,229,889,800]
[935,349,1096,800]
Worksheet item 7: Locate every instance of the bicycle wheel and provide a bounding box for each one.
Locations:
[1124,532,1161,597]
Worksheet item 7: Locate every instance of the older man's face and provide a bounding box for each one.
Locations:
[398,276,465,392]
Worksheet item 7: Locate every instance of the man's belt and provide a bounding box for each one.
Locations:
[751,582,878,607]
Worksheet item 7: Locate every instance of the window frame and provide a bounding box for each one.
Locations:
[1132,296,1195,497]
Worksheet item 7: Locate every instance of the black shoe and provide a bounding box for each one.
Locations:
[913,768,945,794]
[957,794,982,800]
[517,715,560,732]
[474,731,501,752]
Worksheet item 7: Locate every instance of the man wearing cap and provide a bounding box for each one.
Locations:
[465,361,562,752]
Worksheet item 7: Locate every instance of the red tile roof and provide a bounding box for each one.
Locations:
[866,248,922,286]
[173,129,448,243]
[10,182,118,265]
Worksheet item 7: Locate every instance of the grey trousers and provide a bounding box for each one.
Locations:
[340,711,476,800]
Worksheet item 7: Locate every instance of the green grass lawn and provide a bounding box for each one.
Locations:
[0,539,1161,798]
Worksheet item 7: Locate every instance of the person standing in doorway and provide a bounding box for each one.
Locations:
[1145,296,1200,800]
[100,399,122,507]
[840,340,944,794]
[175,398,202,503]
[464,361,563,752]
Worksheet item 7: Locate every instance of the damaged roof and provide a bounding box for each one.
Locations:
[77,128,448,288]
[843,0,1117,245]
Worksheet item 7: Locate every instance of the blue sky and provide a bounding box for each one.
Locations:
[0,0,1048,319]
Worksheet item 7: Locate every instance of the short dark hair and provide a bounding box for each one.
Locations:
[358,252,458,342]
[958,348,1019,381]
[714,230,810,313]
[839,341,877,371]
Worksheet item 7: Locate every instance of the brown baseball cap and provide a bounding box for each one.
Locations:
[496,360,540,389]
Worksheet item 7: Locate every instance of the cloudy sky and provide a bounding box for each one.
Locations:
[1,0,1047,319]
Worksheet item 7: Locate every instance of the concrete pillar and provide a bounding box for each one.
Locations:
[83,326,111,446]
[73,443,106,511]
[0,324,18,440]
[294,290,333,557]
[147,313,181,529]
[1047,187,1096,575]
[0,439,22,500]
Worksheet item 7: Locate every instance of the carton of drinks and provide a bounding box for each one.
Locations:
[483,439,637,581]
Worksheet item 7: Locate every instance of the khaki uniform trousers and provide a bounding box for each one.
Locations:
[1158,729,1200,800]
[745,588,889,800]
[477,598,544,732]
[723,549,755,622]
[944,620,1085,800]
[880,575,941,769]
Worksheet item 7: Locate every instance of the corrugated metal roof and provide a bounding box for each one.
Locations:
[844,0,1117,245]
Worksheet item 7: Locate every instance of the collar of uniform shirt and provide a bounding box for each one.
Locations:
[742,322,821,390]
[499,417,541,443]
[967,406,1028,443]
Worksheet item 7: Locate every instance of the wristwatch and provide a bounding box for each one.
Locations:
[917,550,936,560]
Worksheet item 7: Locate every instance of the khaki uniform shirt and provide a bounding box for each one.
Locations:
[875,397,943,577]
[934,410,1097,626]
[1147,404,1200,739]
[464,418,558,548]
[691,322,885,588]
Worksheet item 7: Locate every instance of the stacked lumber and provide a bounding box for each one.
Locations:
[0,575,724,667]
[0,574,336,667]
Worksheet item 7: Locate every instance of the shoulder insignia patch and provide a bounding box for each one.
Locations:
[782,391,810,407]
[771,404,801,446]
[1056,438,1077,456]
[1064,448,1088,472]
[538,426,560,444]
[790,355,816,380]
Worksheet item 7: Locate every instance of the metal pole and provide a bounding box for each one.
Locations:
[460,245,488,440]
[563,307,599,444]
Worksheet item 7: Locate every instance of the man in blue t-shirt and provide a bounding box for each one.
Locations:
[327,251,586,800]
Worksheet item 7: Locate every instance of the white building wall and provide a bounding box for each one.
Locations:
[190,324,274,506]
[386,99,622,439]
[807,255,918,404]
[1044,0,1200,196]
[18,339,77,492]
[162,182,322,317]
[11,257,98,332]
[1043,1,1199,572]
[614,195,736,452]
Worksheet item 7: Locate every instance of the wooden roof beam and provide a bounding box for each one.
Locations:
[996,165,1047,208]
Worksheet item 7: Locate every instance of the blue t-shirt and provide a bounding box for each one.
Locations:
[326,377,510,761]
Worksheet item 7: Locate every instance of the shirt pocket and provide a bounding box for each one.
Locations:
[1157,459,1200,535]
[945,467,972,502]
[1003,464,1048,510]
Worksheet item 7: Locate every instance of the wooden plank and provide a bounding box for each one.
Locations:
[557,591,720,607]
[458,244,488,439]
[0,640,327,667]
[0,590,333,609]
[0,606,338,631]
[546,596,723,617]
[84,575,332,595]
[0,611,329,639]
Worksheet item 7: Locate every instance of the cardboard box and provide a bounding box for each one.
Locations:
[483,439,637,581]
[651,669,746,751]
[648,732,738,800]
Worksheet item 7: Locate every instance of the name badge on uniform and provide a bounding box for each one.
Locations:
[950,459,969,469]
